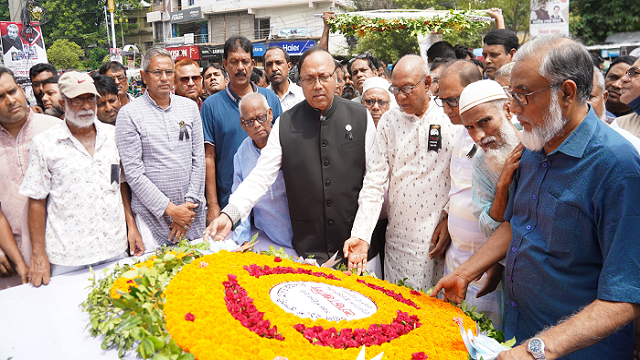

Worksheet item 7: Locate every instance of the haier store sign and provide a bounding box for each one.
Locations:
[268,40,315,56]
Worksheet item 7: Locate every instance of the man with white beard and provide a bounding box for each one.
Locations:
[19,72,133,286]
[436,62,503,328]
[432,34,640,360]
[458,79,521,239]
[453,79,522,327]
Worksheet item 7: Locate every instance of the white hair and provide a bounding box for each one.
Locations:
[514,33,593,104]
[238,92,269,118]
[141,48,174,71]
[495,62,515,79]
[593,66,605,92]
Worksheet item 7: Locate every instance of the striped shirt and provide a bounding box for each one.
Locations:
[115,92,206,245]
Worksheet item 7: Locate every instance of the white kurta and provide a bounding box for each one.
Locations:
[446,129,502,329]
[351,101,461,290]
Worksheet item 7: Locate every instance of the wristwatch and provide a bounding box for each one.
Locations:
[527,337,546,360]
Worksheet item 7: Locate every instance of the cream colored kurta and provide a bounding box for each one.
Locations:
[614,112,640,139]
[351,102,461,290]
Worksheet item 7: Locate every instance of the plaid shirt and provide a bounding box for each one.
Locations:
[115,92,206,245]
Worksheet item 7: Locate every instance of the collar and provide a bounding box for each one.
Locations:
[627,94,640,115]
[226,82,257,103]
[547,105,597,159]
[267,79,295,96]
[143,92,172,111]
[58,118,105,149]
[304,96,337,120]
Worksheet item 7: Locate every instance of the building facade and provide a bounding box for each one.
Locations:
[147,0,349,63]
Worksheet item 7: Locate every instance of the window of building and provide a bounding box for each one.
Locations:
[254,18,270,39]
[154,22,164,42]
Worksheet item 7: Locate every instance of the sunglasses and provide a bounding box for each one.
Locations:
[179,75,202,84]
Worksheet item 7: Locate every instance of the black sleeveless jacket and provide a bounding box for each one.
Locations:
[279,96,374,264]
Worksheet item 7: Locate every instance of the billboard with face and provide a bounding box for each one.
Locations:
[529,0,570,40]
[0,22,48,80]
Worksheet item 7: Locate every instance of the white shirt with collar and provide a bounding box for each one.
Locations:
[267,80,305,112]
[19,120,127,266]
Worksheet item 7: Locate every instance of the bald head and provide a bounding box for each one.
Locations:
[394,55,429,78]
[438,60,482,125]
[391,55,431,117]
[440,60,483,88]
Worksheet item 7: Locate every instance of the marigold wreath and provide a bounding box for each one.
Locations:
[163,251,474,360]
[82,241,477,360]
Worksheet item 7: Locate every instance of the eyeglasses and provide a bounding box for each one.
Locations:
[389,77,425,95]
[148,69,175,77]
[240,113,269,127]
[179,75,202,84]
[363,99,390,107]
[507,83,562,106]
[434,95,460,108]
[111,75,127,83]
[68,95,97,106]
[300,68,337,87]
[624,66,640,79]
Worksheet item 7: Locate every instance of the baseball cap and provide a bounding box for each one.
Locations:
[58,71,100,99]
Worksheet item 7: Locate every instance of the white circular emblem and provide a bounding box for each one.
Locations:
[270,281,377,321]
[345,124,352,131]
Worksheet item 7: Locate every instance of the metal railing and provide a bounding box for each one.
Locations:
[254,28,270,40]
[194,34,208,44]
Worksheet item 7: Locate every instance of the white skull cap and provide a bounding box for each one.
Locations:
[459,79,508,115]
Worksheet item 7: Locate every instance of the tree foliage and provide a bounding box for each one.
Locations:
[47,38,84,69]
[40,0,142,49]
[355,29,419,63]
[0,0,9,21]
[569,0,640,45]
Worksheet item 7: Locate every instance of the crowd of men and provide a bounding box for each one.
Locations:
[2,19,640,359]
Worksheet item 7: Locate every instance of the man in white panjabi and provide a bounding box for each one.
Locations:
[344,55,461,290]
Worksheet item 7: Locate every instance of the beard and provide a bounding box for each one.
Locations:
[482,118,521,174]
[45,104,65,118]
[342,85,355,99]
[520,93,567,152]
[65,104,96,128]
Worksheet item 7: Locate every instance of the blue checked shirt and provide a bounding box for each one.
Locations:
[115,93,206,245]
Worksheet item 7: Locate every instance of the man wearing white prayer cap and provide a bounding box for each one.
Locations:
[459,78,521,235]
[360,77,397,127]
[437,63,505,328]
[448,78,521,329]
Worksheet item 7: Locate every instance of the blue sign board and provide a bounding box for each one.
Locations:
[253,42,266,57]
[267,40,315,56]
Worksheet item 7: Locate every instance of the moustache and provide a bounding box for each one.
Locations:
[77,110,95,117]
[269,71,282,80]
[479,136,498,147]
[235,71,247,77]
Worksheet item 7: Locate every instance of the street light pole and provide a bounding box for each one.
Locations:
[104,6,111,47]
[108,0,117,49]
